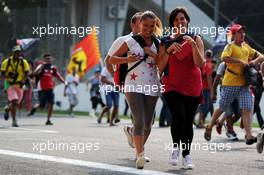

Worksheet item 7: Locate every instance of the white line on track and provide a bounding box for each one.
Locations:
[0,127,58,133]
[0,149,175,175]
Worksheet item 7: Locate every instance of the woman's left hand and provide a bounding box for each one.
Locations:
[144,47,154,55]
[144,47,157,59]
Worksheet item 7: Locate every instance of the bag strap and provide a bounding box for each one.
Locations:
[132,34,159,60]
[126,35,159,74]
[226,68,243,77]
[126,58,144,73]
[2,57,12,72]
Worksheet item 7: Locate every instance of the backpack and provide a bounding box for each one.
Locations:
[34,63,55,85]
[3,57,28,84]
[5,57,27,72]
[113,35,159,89]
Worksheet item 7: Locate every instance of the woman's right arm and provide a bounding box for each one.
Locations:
[109,42,140,65]
[157,44,169,73]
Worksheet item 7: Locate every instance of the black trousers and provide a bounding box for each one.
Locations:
[91,96,105,110]
[163,91,200,157]
[159,97,172,127]
[252,86,264,128]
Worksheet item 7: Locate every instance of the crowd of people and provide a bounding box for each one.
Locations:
[1,6,264,171]
[106,8,264,169]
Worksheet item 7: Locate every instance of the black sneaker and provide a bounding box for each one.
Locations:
[4,111,9,121]
[246,137,257,145]
[226,130,238,141]
[12,120,18,127]
[45,120,53,125]
[114,118,120,123]
[229,131,239,141]
[27,108,36,117]
[97,118,101,124]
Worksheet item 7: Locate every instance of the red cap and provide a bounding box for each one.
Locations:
[230,24,246,34]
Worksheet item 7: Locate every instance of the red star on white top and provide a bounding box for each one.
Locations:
[147,62,154,68]
[130,72,138,81]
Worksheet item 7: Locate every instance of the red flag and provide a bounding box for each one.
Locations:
[67,27,101,78]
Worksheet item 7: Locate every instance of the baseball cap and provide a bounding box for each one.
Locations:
[12,45,22,52]
[230,24,246,34]
[94,68,101,73]
[43,53,54,62]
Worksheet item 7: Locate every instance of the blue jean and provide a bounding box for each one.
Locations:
[105,91,119,108]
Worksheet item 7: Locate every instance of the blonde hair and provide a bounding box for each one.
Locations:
[140,11,163,37]
[154,16,163,37]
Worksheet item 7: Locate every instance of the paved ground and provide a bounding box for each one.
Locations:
[0,113,264,175]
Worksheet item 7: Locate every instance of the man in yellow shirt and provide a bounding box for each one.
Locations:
[1,45,30,127]
[220,24,264,145]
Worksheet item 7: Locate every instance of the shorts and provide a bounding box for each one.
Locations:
[68,93,78,107]
[219,86,253,111]
[105,91,119,108]
[38,90,54,108]
[7,85,24,104]
[225,98,241,117]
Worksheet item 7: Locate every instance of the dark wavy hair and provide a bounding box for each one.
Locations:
[169,7,190,28]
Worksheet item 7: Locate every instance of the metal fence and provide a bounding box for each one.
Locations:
[0,0,73,75]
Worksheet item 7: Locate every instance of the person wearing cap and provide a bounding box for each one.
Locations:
[28,53,65,125]
[86,68,106,119]
[0,45,30,127]
[219,24,264,144]
[64,66,80,117]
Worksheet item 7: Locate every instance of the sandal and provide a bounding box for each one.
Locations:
[204,125,212,141]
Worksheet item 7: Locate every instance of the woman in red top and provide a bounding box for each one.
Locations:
[157,7,204,169]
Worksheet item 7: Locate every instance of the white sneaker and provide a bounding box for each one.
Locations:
[134,153,150,163]
[90,110,96,118]
[257,133,264,153]
[182,155,194,169]
[144,154,150,162]
[170,148,180,166]
[228,131,239,141]
[123,126,135,148]
[136,152,145,169]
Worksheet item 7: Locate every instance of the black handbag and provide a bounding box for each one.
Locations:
[244,66,258,86]
[226,65,258,86]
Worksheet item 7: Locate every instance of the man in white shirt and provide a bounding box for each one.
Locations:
[97,67,119,126]
[104,12,142,74]
[64,67,79,117]
[101,12,142,126]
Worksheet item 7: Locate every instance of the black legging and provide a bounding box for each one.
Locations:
[252,86,264,128]
[163,91,200,157]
